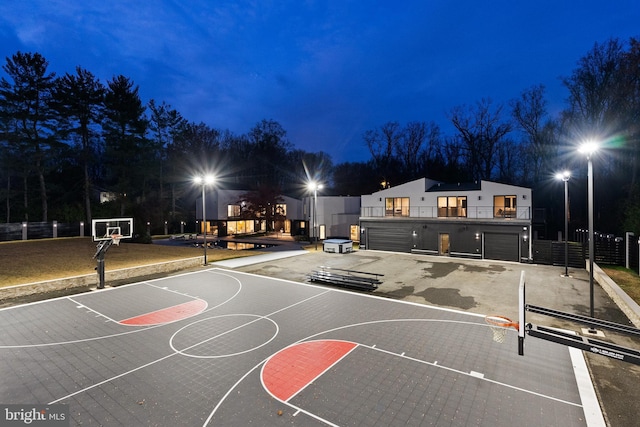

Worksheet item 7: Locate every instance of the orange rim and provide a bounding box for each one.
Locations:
[485,315,519,331]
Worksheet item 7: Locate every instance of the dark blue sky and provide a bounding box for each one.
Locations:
[1,1,639,163]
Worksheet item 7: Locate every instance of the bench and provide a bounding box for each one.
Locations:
[307,266,383,291]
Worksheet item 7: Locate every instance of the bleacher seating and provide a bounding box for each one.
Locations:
[307,266,383,291]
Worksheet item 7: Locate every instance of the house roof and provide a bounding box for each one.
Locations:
[426,181,482,192]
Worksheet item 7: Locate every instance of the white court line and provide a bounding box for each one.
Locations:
[213,267,487,319]
[49,288,330,407]
[143,281,207,299]
[569,347,607,427]
[286,340,359,403]
[4,267,601,426]
[363,342,582,407]
[208,317,586,427]
[169,314,280,358]
[0,270,243,349]
[215,269,605,420]
[69,296,119,323]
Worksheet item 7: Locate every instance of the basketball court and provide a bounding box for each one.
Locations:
[0,267,604,426]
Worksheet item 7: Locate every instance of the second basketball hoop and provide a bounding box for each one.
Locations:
[485,315,519,343]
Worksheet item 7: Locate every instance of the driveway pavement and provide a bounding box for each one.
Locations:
[211,243,640,427]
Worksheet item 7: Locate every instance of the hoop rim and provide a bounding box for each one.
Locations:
[485,315,519,330]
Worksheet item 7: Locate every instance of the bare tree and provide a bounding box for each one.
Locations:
[396,121,425,179]
[363,121,401,186]
[449,99,512,181]
[563,39,624,135]
[364,122,399,163]
[511,85,554,185]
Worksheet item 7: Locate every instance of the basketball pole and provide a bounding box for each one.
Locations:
[195,175,214,266]
[518,271,525,356]
[202,183,207,265]
[587,155,594,319]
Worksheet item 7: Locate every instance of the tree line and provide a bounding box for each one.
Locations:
[1,37,639,237]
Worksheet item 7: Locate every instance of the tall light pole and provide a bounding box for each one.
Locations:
[555,171,571,277]
[194,175,215,265]
[579,141,598,319]
[308,181,323,250]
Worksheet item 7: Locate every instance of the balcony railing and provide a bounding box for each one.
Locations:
[361,205,531,220]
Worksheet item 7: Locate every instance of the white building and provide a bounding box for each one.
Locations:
[302,195,361,241]
[360,178,532,262]
[196,189,361,241]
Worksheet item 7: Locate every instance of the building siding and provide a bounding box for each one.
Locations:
[361,218,530,261]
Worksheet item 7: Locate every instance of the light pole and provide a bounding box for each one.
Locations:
[194,175,215,265]
[308,181,323,250]
[555,171,571,277]
[579,141,598,319]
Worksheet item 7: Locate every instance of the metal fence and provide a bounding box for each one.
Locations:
[360,205,531,220]
[533,231,638,272]
[0,221,86,241]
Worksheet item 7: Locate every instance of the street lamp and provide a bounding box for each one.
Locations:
[578,141,599,319]
[307,181,323,250]
[555,171,571,277]
[194,175,215,265]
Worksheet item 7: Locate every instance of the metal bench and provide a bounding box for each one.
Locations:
[307,266,383,291]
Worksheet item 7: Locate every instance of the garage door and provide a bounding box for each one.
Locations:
[367,228,411,253]
[484,233,519,262]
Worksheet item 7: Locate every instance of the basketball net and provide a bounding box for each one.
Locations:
[485,315,519,343]
[111,234,123,246]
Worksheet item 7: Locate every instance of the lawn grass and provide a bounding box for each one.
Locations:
[2,238,639,307]
[601,265,640,304]
[0,237,261,287]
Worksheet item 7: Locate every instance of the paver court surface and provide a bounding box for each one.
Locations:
[0,259,606,426]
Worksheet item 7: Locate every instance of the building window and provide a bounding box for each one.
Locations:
[437,196,467,217]
[385,197,409,217]
[275,204,287,216]
[227,204,241,217]
[494,195,517,218]
[227,220,255,235]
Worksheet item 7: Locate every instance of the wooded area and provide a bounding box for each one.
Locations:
[1,37,639,237]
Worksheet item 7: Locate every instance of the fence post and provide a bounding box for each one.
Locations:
[626,232,634,270]
[22,222,27,240]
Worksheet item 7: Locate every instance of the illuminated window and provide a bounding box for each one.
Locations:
[385,198,409,217]
[227,220,255,235]
[494,195,517,218]
[227,204,241,217]
[437,196,467,217]
[275,204,287,216]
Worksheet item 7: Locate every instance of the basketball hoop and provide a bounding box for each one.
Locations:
[110,234,123,246]
[485,315,519,343]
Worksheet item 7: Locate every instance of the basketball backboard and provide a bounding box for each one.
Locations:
[92,218,133,242]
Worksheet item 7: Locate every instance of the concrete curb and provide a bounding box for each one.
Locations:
[0,257,204,301]
[593,262,640,328]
